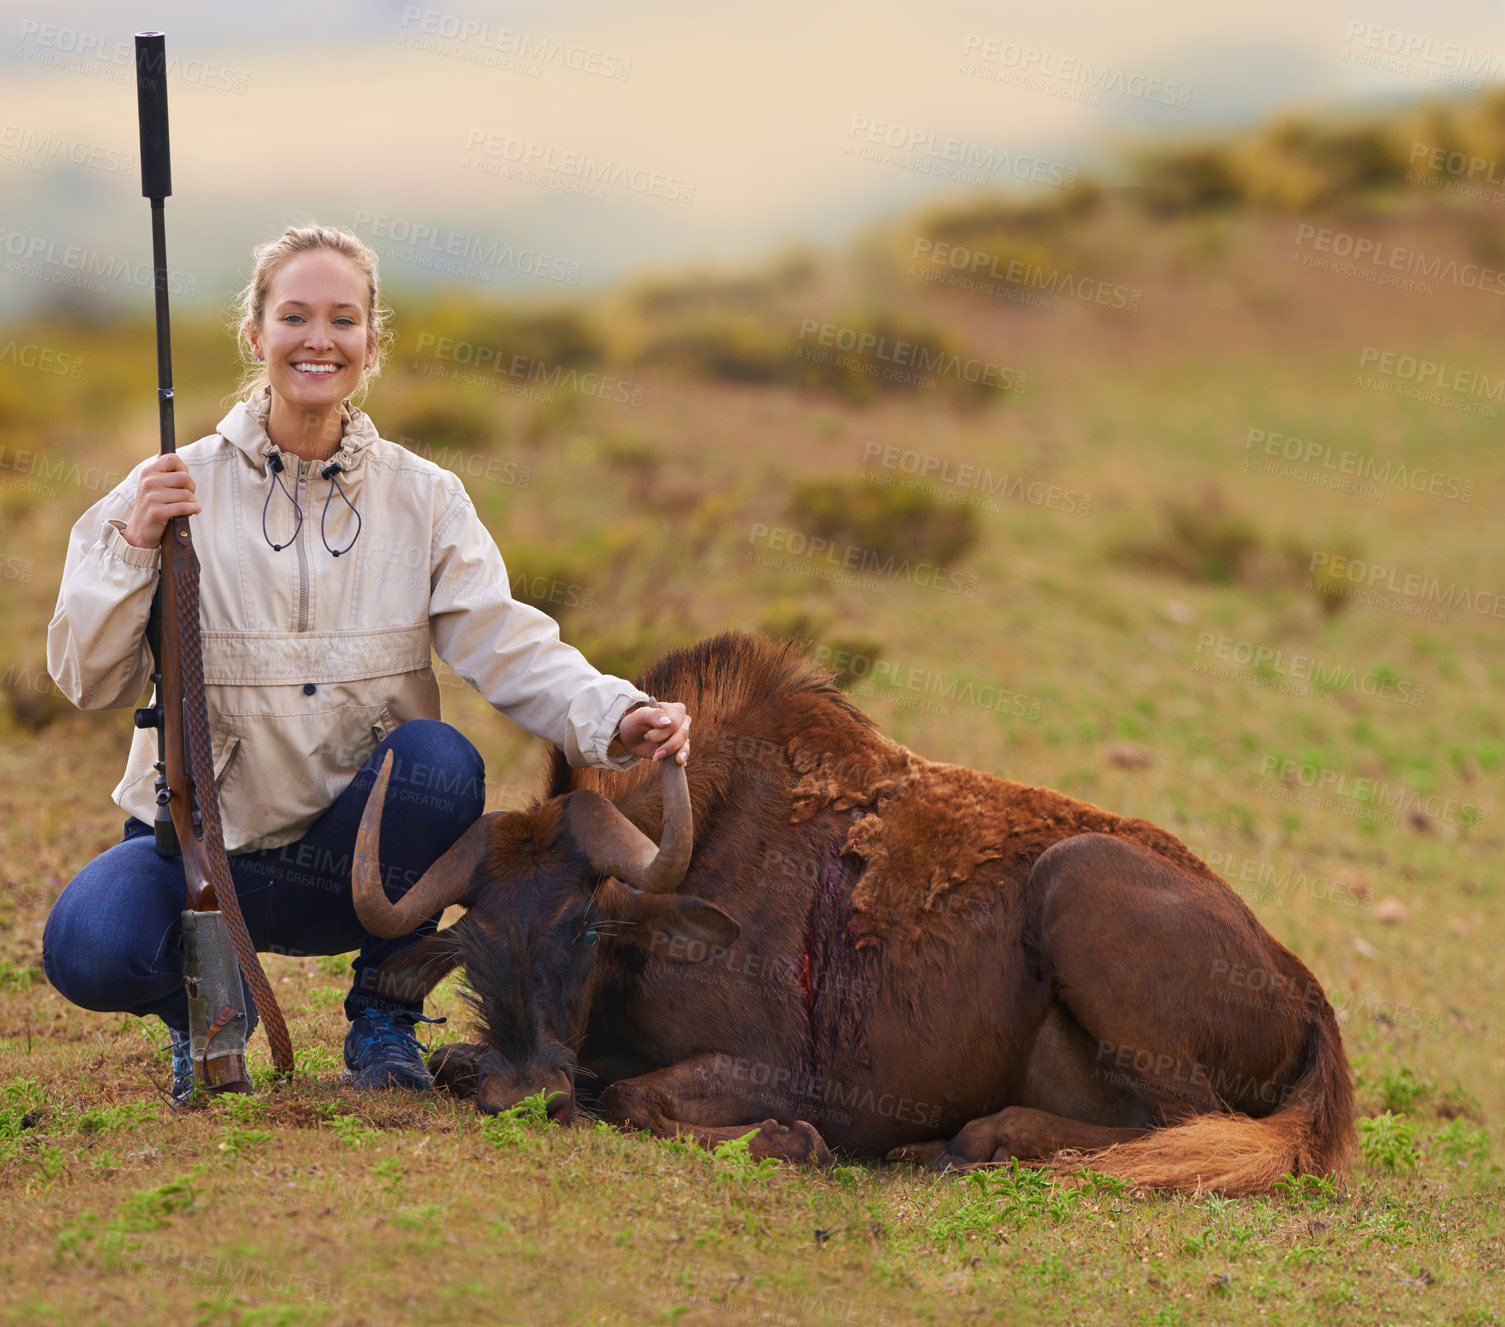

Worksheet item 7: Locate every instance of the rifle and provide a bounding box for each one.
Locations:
[130,32,294,1094]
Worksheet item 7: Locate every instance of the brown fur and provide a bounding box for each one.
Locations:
[514,631,1359,1192]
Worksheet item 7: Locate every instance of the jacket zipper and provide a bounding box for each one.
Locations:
[294,458,311,632]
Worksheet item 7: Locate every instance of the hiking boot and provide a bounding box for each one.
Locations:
[343,1008,446,1092]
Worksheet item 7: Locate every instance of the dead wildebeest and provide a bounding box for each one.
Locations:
[352,632,1354,1193]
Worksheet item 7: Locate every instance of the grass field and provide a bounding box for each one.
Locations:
[2,157,1504,1324]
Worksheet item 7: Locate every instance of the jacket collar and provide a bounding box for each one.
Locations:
[217,387,380,475]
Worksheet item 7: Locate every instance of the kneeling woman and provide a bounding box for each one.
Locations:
[43,225,688,1101]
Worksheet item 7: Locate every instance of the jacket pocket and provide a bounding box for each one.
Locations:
[369,704,396,747]
[212,733,242,788]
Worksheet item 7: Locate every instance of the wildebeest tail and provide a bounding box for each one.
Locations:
[1061,1003,1355,1196]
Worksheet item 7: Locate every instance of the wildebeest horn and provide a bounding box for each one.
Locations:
[567,757,693,894]
[353,751,497,938]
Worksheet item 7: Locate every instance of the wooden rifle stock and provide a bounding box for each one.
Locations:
[133,32,294,1079]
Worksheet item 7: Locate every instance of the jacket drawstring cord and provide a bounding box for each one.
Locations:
[261,449,303,551]
[320,463,362,557]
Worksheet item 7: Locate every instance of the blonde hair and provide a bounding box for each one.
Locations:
[232,224,394,406]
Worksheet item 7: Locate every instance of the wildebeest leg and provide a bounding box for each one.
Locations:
[429,1042,486,1098]
[598,1054,835,1165]
[933,832,1315,1170]
[926,1106,1150,1169]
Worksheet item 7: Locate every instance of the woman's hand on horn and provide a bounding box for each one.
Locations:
[617,701,691,764]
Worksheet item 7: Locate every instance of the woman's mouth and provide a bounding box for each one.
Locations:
[292,362,342,376]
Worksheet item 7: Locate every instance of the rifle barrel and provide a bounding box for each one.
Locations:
[136,33,176,458]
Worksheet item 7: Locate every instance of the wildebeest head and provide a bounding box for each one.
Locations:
[351,751,738,1117]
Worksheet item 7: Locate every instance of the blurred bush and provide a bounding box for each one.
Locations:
[1109,488,1309,589]
[787,477,977,565]
[1134,143,1246,217]
[598,247,1006,410]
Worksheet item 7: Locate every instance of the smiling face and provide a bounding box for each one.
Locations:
[247,248,374,435]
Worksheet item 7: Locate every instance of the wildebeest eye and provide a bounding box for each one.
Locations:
[578,929,600,946]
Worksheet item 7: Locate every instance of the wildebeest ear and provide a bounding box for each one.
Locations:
[362,926,464,1005]
[612,891,740,962]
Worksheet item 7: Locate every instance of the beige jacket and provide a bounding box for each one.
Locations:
[48,390,648,852]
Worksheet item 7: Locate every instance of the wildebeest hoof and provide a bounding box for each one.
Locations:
[926,1149,980,1174]
[428,1042,487,1098]
[751,1118,834,1166]
[885,1139,950,1167]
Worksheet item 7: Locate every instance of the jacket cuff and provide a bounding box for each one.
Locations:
[102,519,162,570]
[592,687,653,770]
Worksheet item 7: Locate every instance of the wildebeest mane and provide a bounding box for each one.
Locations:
[549,632,1221,930]
[546,631,874,800]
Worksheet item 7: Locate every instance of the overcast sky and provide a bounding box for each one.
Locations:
[4,0,1505,313]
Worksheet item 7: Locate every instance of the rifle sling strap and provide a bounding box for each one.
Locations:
[173,557,295,1073]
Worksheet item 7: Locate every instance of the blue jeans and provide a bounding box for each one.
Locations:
[42,719,485,1034]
